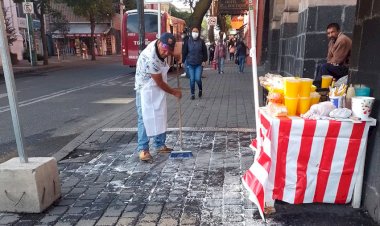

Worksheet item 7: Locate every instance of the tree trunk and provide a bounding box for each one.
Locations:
[90,17,96,61]
[208,25,215,43]
[189,0,212,29]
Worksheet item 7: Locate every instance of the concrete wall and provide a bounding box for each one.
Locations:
[350,0,380,223]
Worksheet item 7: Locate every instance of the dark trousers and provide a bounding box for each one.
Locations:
[316,63,348,81]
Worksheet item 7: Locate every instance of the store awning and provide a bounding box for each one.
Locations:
[52,23,111,38]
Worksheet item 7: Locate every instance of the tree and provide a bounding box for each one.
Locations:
[14,0,51,65]
[188,0,212,29]
[2,7,17,46]
[62,0,114,61]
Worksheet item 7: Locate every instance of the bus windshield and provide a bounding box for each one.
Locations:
[127,13,158,33]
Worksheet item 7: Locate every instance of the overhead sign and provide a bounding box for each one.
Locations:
[208,17,217,26]
[22,2,34,14]
[219,0,248,15]
[144,0,173,3]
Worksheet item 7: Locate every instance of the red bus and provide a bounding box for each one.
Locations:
[122,9,186,67]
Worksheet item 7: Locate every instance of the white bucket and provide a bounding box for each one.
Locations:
[351,96,375,119]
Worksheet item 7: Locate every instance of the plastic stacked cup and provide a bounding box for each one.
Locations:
[284,78,300,98]
[299,78,313,97]
[285,96,299,116]
[298,97,311,115]
[321,75,333,88]
[284,78,300,116]
[310,92,321,106]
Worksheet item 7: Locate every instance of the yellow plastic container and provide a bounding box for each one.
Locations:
[321,75,333,88]
[310,92,321,106]
[311,85,317,92]
[284,78,300,98]
[299,78,313,97]
[298,97,311,115]
[285,96,299,116]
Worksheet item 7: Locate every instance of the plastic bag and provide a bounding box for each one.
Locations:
[329,108,352,119]
[301,101,336,119]
[267,103,288,117]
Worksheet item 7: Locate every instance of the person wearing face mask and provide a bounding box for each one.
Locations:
[135,33,182,161]
[182,27,208,100]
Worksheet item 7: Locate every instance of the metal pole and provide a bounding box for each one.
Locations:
[137,0,145,52]
[0,7,28,163]
[157,3,161,38]
[248,0,261,152]
[24,0,37,66]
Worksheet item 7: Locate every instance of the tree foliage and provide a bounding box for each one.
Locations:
[169,6,191,25]
[62,0,114,60]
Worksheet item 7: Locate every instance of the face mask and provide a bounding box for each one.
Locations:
[192,32,199,39]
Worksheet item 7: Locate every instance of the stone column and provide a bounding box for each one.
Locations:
[266,0,285,71]
[277,0,298,76]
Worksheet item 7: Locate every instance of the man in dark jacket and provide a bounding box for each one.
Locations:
[182,27,208,100]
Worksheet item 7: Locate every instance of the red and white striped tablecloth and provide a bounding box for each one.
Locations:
[242,108,375,220]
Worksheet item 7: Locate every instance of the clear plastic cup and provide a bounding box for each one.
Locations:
[321,75,333,88]
[285,96,299,116]
[298,97,311,115]
[284,78,300,98]
[299,78,313,97]
[310,92,321,106]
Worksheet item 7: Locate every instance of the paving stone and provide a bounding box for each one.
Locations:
[38,215,60,224]
[116,217,137,226]
[143,204,164,214]
[157,217,178,226]
[76,219,97,226]
[46,206,68,215]
[137,213,160,223]
[95,216,119,226]
[0,215,20,225]
[103,205,125,217]
[66,207,87,215]
[180,213,200,225]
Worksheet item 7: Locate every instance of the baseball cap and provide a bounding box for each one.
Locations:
[160,32,176,51]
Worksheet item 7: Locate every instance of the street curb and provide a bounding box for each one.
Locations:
[53,110,128,162]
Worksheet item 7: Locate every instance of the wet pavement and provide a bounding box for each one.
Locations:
[0,60,378,225]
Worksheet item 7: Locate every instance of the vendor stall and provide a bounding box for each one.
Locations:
[242,107,376,220]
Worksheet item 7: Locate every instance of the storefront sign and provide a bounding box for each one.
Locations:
[219,0,248,15]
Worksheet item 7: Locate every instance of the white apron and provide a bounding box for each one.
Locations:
[140,65,170,136]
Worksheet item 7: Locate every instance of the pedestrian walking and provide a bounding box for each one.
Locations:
[214,39,227,74]
[134,32,182,161]
[236,38,248,73]
[208,42,215,65]
[228,39,236,61]
[81,42,88,59]
[182,27,208,100]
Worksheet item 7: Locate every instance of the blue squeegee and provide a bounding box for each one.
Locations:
[170,75,193,159]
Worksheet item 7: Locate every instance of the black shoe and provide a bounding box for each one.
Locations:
[198,90,202,98]
[191,95,195,100]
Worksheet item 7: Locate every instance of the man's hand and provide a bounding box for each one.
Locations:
[172,88,182,99]
[202,62,206,67]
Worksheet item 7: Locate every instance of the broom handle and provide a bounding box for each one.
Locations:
[177,75,183,149]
